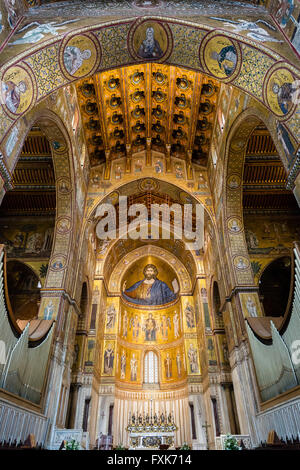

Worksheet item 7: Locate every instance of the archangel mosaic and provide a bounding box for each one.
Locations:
[0,0,299,452]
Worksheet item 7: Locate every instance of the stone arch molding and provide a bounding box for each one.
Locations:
[85,174,208,283]
[223,108,266,288]
[85,173,214,224]
[0,15,300,151]
[108,245,192,294]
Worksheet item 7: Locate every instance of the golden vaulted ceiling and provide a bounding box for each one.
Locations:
[1,67,298,219]
[76,64,220,168]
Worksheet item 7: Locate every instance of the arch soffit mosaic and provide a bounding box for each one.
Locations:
[98,235,200,282]
[87,176,208,278]
[0,16,299,160]
[93,214,202,283]
[86,174,214,222]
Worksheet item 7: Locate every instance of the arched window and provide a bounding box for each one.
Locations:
[144,351,159,384]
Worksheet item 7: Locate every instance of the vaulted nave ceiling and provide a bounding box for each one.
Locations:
[76,64,220,168]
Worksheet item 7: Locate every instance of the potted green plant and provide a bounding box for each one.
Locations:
[115,443,127,450]
[65,439,80,450]
[223,434,241,450]
[180,442,191,450]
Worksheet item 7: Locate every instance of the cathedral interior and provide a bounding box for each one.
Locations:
[0,0,300,451]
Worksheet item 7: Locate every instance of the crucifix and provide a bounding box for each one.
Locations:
[202,420,211,450]
[100,410,105,420]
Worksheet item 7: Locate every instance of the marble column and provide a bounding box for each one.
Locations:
[68,383,82,429]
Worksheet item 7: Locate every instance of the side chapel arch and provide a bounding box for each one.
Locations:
[222,107,288,291]
[1,106,76,322]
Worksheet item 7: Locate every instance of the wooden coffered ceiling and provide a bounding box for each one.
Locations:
[243,126,299,213]
[0,127,56,216]
[76,64,220,167]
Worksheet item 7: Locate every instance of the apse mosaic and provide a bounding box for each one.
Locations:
[100,251,202,384]
[107,241,194,296]
[122,263,178,307]
[102,340,116,376]
[161,346,186,382]
[119,302,181,344]
[118,349,140,383]
[105,300,118,334]
[182,298,197,332]
[115,344,189,384]
[121,256,179,307]
[185,339,200,374]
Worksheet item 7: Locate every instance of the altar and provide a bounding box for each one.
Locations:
[127,412,177,449]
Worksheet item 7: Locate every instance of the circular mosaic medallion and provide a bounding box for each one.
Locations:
[50,254,67,271]
[57,178,72,195]
[128,19,173,62]
[233,255,250,270]
[227,217,243,233]
[56,217,72,234]
[200,33,241,82]
[264,65,297,118]
[227,174,241,189]
[230,137,248,152]
[60,32,101,80]
[51,139,67,153]
[138,178,159,191]
[1,63,37,118]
